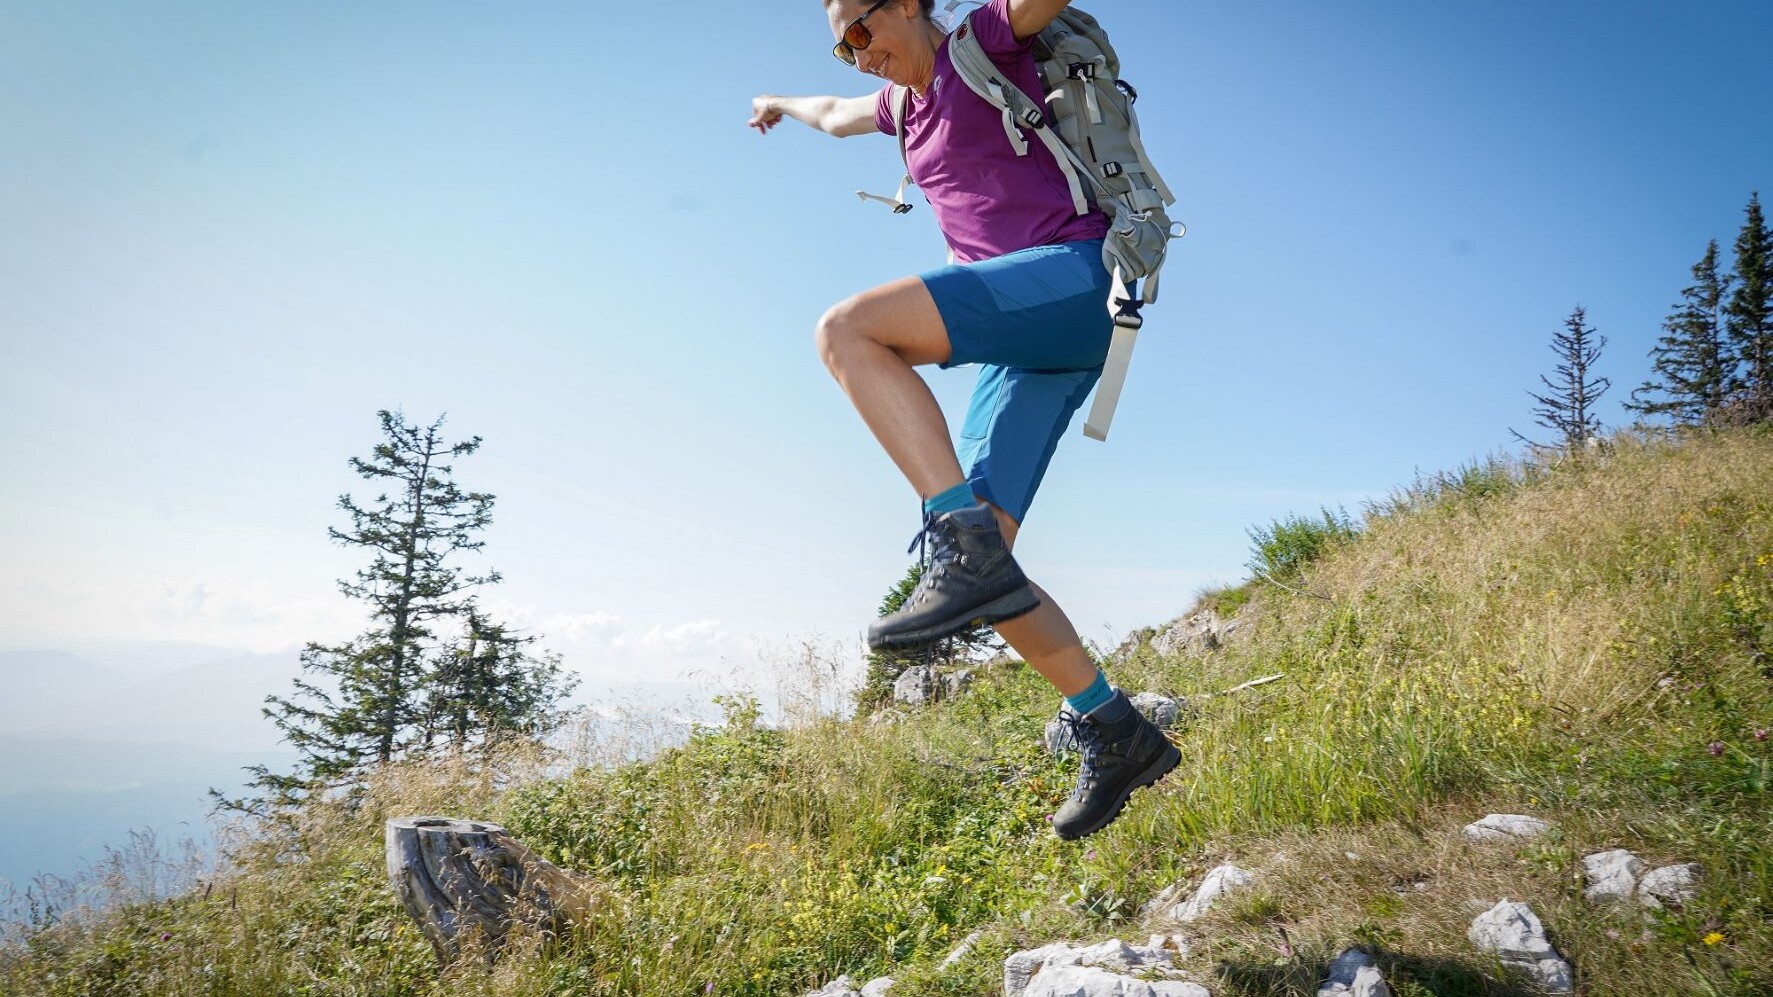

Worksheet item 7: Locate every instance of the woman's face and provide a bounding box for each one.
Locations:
[827,0,923,86]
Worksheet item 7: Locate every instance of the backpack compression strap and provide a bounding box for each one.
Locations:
[1084,266,1140,441]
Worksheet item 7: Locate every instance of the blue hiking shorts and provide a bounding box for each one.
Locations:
[919,239,1116,525]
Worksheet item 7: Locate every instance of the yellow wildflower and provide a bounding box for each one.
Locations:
[1703,932,1725,946]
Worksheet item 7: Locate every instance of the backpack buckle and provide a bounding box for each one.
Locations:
[893,202,914,214]
[1101,161,1124,179]
[1115,79,1139,103]
[1112,297,1144,331]
[1018,106,1045,129]
[1067,62,1096,81]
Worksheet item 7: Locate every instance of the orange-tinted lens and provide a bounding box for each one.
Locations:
[843,20,872,53]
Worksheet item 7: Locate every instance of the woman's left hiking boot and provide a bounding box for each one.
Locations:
[866,503,1040,652]
[1051,690,1181,840]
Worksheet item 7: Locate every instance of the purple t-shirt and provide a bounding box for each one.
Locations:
[874,0,1108,264]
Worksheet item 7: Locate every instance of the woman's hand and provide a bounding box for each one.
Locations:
[748,95,785,134]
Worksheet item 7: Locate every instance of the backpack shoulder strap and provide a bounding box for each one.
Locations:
[856,86,916,213]
[947,13,1091,215]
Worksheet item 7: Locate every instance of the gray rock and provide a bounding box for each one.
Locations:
[1461,814,1552,843]
[1637,863,1702,908]
[1136,883,1182,921]
[1317,948,1391,997]
[1107,628,1157,666]
[893,666,937,707]
[806,976,894,997]
[942,668,975,699]
[806,975,859,997]
[1151,612,1221,658]
[1155,864,1254,923]
[1022,965,1211,997]
[1467,899,1573,994]
[1582,849,1645,904]
[1004,939,1183,997]
[1129,692,1183,729]
[1045,692,1185,755]
[940,930,984,970]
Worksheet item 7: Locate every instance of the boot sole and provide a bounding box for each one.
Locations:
[1053,741,1182,841]
[866,586,1041,652]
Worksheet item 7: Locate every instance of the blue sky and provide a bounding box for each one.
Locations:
[2,0,1770,689]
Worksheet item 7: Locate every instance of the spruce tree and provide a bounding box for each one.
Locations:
[216,410,571,816]
[1626,241,1734,425]
[1724,192,1773,423]
[1512,306,1611,450]
[422,610,578,751]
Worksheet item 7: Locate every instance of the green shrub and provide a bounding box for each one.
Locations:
[1246,506,1359,581]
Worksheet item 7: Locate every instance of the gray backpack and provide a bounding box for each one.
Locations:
[865,4,1183,441]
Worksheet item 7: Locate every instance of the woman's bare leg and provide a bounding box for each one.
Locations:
[817,277,1097,697]
[979,500,1099,697]
[815,275,967,500]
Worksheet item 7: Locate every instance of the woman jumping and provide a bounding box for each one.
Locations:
[748,0,1179,840]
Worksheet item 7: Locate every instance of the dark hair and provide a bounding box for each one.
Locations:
[824,0,934,18]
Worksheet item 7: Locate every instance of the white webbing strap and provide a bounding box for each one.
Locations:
[856,173,914,212]
[1085,267,1140,442]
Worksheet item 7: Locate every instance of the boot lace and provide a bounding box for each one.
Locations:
[904,510,961,586]
[1058,708,1107,799]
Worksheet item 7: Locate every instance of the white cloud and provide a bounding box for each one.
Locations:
[632,619,728,652]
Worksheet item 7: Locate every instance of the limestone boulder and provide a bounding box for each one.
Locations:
[1467,899,1573,994]
[1461,814,1552,843]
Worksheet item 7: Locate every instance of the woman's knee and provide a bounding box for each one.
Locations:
[814,295,867,367]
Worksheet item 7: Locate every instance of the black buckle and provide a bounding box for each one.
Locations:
[1116,79,1138,103]
[1067,62,1095,80]
[1101,161,1124,179]
[1112,297,1144,330]
[1018,106,1045,129]
[892,202,913,215]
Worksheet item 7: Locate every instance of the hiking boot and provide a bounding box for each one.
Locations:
[1051,691,1181,840]
[866,503,1040,652]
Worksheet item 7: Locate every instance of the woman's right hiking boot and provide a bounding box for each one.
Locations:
[866,503,1040,652]
[1051,690,1181,840]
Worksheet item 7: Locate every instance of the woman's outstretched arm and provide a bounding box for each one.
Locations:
[749,94,879,138]
[1006,0,1072,41]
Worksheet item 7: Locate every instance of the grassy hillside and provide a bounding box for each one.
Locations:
[4,430,1770,997]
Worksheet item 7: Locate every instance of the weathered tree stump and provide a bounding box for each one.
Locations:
[384,816,599,963]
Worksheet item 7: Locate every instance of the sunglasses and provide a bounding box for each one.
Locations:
[832,0,894,66]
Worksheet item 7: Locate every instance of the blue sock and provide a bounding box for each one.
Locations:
[923,482,978,517]
[1065,669,1116,716]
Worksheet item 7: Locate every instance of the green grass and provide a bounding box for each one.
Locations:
[4,428,1772,996]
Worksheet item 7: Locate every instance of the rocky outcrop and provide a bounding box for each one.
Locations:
[1140,864,1256,924]
[1109,607,1252,666]
[1467,899,1573,994]
[1004,938,1204,997]
[1577,849,1702,909]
